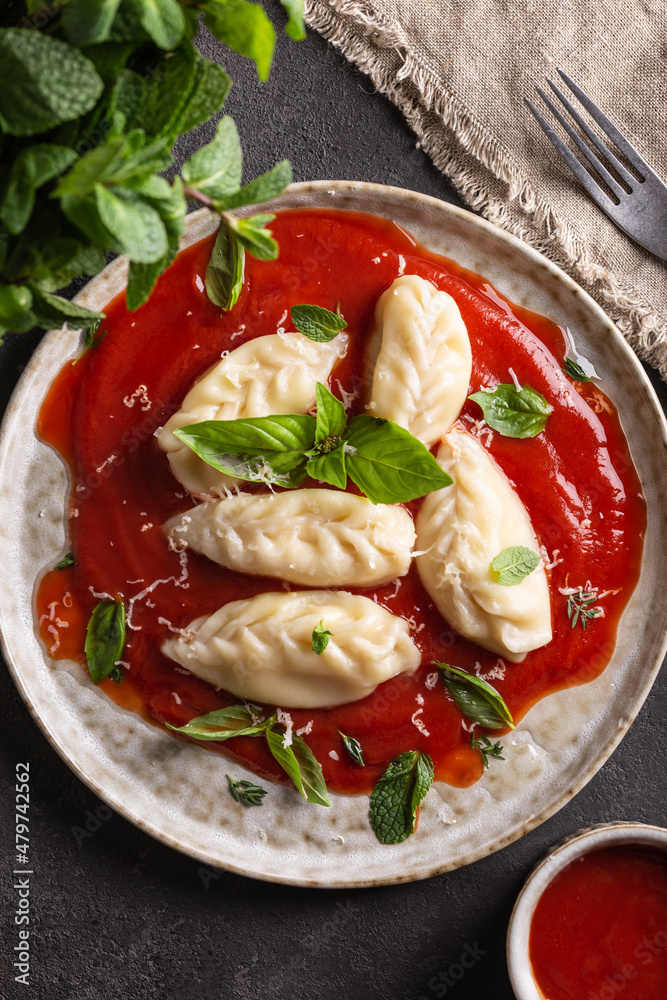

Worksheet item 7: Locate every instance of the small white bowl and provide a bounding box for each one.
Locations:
[507,821,667,1000]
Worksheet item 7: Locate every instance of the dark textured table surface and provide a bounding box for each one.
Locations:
[2,11,666,1000]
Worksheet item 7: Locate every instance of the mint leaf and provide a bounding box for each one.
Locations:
[265,726,330,805]
[231,214,278,261]
[291,303,347,343]
[0,29,103,136]
[468,384,552,438]
[62,0,123,46]
[436,663,515,730]
[95,186,168,264]
[343,416,453,504]
[369,750,434,844]
[182,116,242,199]
[312,620,332,655]
[0,285,36,333]
[126,0,186,50]
[206,218,244,311]
[280,0,306,40]
[55,552,76,570]
[85,600,126,685]
[491,545,540,586]
[178,57,232,134]
[0,145,78,235]
[214,160,292,211]
[227,773,267,806]
[173,414,316,485]
[166,705,270,741]
[29,287,105,330]
[203,0,276,82]
[562,357,592,382]
[314,382,347,444]
[339,731,365,766]
[108,69,149,135]
[305,445,347,489]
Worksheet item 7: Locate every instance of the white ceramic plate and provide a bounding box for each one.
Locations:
[1,181,666,888]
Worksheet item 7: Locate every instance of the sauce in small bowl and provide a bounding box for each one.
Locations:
[507,823,667,1000]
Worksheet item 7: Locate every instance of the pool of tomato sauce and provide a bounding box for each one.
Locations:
[35,209,646,796]
[529,846,667,999]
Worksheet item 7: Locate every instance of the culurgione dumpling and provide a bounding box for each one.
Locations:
[157,330,348,495]
[161,591,421,708]
[165,489,416,587]
[367,274,472,446]
[415,428,552,661]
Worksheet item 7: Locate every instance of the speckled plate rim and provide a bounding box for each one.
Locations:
[1,180,666,888]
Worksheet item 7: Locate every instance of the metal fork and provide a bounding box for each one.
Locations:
[526,70,667,262]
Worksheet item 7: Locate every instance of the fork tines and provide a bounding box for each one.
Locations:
[526,69,667,261]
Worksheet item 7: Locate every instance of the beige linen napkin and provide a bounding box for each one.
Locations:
[305,0,667,377]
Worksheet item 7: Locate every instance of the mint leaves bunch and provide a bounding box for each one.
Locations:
[175,380,454,504]
[0,0,305,341]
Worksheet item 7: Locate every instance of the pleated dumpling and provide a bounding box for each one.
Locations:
[166,489,416,587]
[157,330,348,495]
[415,429,552,661]
[367,274,472,446]
[161,591,421,708]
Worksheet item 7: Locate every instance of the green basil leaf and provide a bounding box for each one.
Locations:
[30,287,105,330]
[305,444,347,488]
[182,116,242,200]
[0,285,36,333]
[491,545,540,586]
[203,0,276,82]
[339,731,365,766]
[95,186,168,264]
[562,357,592,382]
[62,0,123,46]
[125,0,186,50]
[0,145,78,236]
[0,29,103,136]
[214,160,292,211]
[311,620,332,655]
[369,750,434,844]
[343,415,453,504]
[85,600,126,685]
[435,663,515,730]
[266,727,330,805]
[314,382,347,444]
[279,0,306,40]
[227,773,267,806]
[468,384,552,438]
[55,552,76,570]
[230,214,278,262]
[174,414,316,485]
[206,218,244,311]
[291,303,347,342]
[166,705,269,741]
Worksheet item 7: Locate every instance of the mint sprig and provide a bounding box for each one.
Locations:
[339,731,365,767]
[436,663,515,731]
[491,546,540,586]
[175,382,453,504]
[470,733,505,768]
[468,384,552,438]
[85,599,126,685]
[369,750,434,844]
[0,2,303,340]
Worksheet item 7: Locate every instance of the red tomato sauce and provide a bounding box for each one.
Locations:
[35,209,646,794]
[529,845,667,1000]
